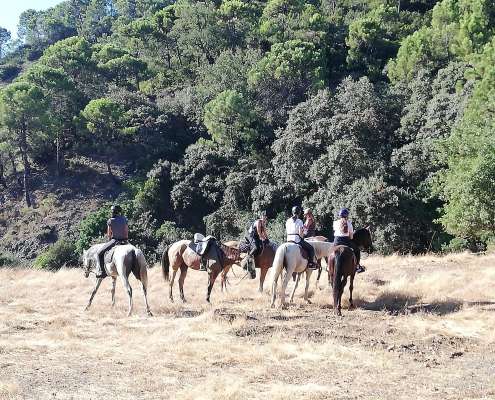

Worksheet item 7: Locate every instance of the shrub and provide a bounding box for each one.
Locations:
[34,240,78,271]
[441,237,470,253]
[76,206,111,253]
[156,220,192,244]
[0,252,17,267]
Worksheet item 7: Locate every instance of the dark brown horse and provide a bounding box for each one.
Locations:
[161,239,255,303]
[328,228,373,316]
[220,240,278,293]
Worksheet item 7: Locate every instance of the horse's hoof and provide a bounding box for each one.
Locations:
[336,311,342,317]
[147,311,153,317]
[84,306,90,312]
[349,304,356,310]
[306,299,312,304]
[281,303,289,310]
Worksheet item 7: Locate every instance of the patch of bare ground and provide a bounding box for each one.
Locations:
[0,252,494,399]
[0,156,128,259]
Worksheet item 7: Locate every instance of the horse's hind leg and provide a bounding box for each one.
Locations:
[140,267,153,316]
[178,265,188,303]
[85,278,103,311]
[348,274,355,310]
[169,268,178,303]
[111,278,117,307]
[289,273,300,303]
[120,275,133,317]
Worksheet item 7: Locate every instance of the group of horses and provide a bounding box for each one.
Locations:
[82,228,373,317]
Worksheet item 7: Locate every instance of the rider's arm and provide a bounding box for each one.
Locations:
[348,221,354,240]
[107,225,113,240]
[124,224,129,240]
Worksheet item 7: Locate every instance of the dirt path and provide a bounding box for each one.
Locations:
[0,253,494,399]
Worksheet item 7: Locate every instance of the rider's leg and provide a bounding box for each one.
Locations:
[300,239,317,269]
[241,236,260,269]
[350,241,365,273]
[95,239,116,278]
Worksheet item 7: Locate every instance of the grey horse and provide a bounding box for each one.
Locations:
[82,243,152,316]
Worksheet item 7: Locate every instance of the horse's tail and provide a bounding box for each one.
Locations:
[161,245,170,282]
[333,250,343,308]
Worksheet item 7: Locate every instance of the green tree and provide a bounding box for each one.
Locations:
[204,90,258,150]
[248,39,325,125]
[0,82,49,206]
[433,37,495,241]
[0,27,11,59]
[81,98,130,177]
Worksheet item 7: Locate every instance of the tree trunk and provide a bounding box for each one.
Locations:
[19,128,31,207]
[9,152,17,176]
[20,148,31,207]
[0,160,6,187]
[56,131,65,177]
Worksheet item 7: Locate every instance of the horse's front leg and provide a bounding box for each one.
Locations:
[348,274,355,310]
[289,273,300,303]
[111,278,117,307]
[259,266,268,293]
[85,277,103,311]
[280,267,292,309]
[304,269,312,304]
[220,265,230,293]
[120,275,133,317]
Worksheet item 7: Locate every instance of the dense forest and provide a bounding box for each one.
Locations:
[0,0,494,266]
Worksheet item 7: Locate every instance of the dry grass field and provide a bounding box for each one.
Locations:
[0,253,494,400]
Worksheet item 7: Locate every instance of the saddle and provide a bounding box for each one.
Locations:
[103,240,129,270]
[287,241,309,261]
[190,233,217,256]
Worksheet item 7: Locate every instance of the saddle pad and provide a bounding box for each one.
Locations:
[104,247,116,264]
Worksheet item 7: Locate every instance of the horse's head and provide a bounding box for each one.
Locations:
[354,226,374,253]
[82,249,93,278]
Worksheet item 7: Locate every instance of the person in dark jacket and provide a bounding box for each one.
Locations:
[95,204,129,278]
[241,211,269,269]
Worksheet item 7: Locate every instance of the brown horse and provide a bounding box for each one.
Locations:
[161,239,254,303]
[220,240,278,293]
[327,228,373,316]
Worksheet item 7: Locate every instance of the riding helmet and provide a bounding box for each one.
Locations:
[292,205,302,216]
[111,204,122,217]
[338,208,349,218]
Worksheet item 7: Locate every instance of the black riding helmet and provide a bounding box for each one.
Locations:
[111,204,122,217]
[291,205,302,217]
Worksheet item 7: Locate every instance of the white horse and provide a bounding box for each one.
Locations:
[82,243,152,316]
[270,240,334,309]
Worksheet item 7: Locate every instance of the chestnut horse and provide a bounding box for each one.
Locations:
[328,227,373,316]
[161,239,255,303]
[220,240,278,293]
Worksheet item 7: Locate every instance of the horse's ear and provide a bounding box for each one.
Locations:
[365,225,370,230]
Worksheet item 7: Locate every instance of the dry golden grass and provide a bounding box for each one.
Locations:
[0,252,494,399]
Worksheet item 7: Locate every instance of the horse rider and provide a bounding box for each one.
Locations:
[240,211,269,270]
[303,208,316,238]
[95,204,129,278]
[286,206,317,269]
[333,208,365,273]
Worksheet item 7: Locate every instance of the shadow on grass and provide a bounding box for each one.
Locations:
[358,292,466,316]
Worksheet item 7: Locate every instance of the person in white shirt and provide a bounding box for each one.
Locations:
[286,206,317,269]
[333,208,365,273]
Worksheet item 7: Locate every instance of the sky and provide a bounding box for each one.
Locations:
[1,0,63,38]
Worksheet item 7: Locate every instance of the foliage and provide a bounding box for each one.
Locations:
[76,205,111,253]
[34,240,78,271]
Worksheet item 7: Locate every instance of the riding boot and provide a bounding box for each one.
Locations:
[95,255,106,278]
[307,258,318,270]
